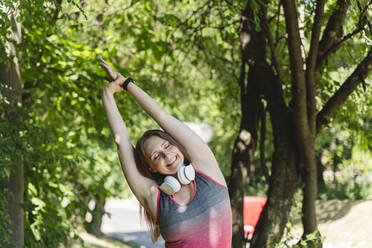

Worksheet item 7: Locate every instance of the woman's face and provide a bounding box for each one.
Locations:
[143,135,184,175]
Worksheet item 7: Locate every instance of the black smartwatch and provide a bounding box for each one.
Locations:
[122,77,135,90]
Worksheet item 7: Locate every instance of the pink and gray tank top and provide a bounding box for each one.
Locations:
[156,169,232,248]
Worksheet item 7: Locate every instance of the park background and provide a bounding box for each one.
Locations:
[1,0,371,247]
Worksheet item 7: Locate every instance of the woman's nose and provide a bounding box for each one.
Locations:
[164,152,172,162]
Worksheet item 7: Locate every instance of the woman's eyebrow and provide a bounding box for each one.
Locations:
[150,141,168,158]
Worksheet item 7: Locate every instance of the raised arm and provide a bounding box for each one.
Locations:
[126,82,223,179]
[100,60,157,210]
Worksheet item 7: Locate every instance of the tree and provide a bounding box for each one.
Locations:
[0,1,23,245]
[1,0,369,247]
[227,0,372,247]
[1,0,127,246]
[2,0,228,245]
[116,1,370,246]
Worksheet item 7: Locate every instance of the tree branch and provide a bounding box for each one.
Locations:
[306,0,326,135]
[260,7,283,85]
[316,47,372,133]
[316,0,350,71]
[275,3,281,44]
[282,0,307,96]
[357,0,372,19]
[52,0,63,22]
[307,0,326,75]
[317,0,371,66]
[320,27,364,61]
[282,0,308,139]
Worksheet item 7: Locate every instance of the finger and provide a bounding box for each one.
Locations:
[100,59,111,68]
[99,57,107,64]
[114,76,125,86]
[100,63,111,71]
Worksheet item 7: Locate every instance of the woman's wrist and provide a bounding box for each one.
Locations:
[123,77,135,91]
[102,85,114,95]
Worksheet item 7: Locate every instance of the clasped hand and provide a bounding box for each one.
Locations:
[99,57,126,94]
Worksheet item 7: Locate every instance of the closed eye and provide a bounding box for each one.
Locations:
[153,153,159,160]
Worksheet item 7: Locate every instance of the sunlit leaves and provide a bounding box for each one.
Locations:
[1,0,370,246]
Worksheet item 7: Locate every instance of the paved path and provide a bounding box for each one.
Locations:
[101,197,165,248]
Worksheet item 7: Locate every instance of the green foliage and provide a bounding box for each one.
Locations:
[316,125,372,200]
[0,188,12,247]
[1,0,123,246]
[275,191,324,248]
[293,230,324,248]
[0,82,80,246]
[0,83,26,247]
[319,179,372,200]
[1,0,371,246]
[2,0,242,245]
[275,230,324,248]
[318,148,372,200]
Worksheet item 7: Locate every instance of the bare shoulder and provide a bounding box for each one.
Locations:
[192,161,227,188]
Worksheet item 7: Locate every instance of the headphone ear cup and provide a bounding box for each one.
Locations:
[159,176,181,195]
[177,166,190,185]
[184,165,195,181]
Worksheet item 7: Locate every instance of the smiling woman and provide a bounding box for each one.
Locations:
[100,58,232,247]
[134,130,189,180]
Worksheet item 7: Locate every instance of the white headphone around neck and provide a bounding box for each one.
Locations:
[159,164,195,195]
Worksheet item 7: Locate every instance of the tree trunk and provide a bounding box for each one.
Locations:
[229,0,371,247]
[228,49,261,248]
[0,4,23,246]
[86,195,106,237]
[281,0,323,245]
[228,123,254,248]
[228,2,265,246]
[251,129,298,247]
[85,179,107,237]
[228,78,260,247]
[229,75,260,247]
[301,144,321,247]
[250,62,299,247]
[229,2,300,247]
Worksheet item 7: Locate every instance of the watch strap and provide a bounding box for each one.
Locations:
[123,77,134,90]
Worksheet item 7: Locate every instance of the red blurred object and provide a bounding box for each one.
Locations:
[243,196,267,240]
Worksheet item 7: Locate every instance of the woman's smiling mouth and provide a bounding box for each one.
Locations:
[167,155,177,167]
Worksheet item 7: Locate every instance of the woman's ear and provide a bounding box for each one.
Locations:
[148,166,157,173]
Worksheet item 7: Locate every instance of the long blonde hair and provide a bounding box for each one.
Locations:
[139,203,161,243]
[134,129,190,243]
